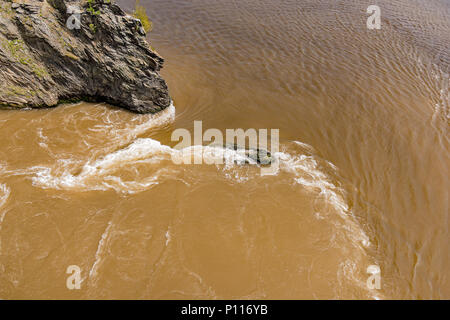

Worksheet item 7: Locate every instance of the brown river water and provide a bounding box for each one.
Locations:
[0,0,448,299]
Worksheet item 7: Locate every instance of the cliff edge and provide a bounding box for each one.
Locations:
[0,0,171,113]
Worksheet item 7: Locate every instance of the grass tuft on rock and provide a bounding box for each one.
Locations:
[133,0,152,33]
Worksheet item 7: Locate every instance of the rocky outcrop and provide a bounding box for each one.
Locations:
[0,0,171,113]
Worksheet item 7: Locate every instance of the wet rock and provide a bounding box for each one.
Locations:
[0,0,171,113]
[221,143,274,165]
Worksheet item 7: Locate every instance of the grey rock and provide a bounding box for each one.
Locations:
[0,0,171,113]
[210,143,274,165]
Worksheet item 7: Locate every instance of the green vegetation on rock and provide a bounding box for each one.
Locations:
[1,38,48,78]
[0,2,14,18]
[5,85,37,99]
[89,23,97,34]
[87,0,101,16]
[133,0,152,33]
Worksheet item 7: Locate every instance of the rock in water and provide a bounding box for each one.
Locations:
[0,0,171,113]
[210,143,273,165]
[226,143,273,166]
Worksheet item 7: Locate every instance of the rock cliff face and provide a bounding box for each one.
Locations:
[0,0,171,113]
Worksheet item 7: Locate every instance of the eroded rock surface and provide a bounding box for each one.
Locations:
[0,0,171,113]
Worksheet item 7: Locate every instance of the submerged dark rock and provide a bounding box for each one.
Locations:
[0,0,171,113]
[220,143,274,165]
[228,143,273,166]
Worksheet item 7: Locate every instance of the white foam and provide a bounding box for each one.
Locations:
[0,184,10,211]
[89,221,113,280]
[165,227,172,246]
[0,184,11,252]
[172,144,257,167]
[276,145,371,249]
[85,103,177,154]
[116,103,176,141]
[30,103,177,193]
[31,138,263,193]
[31,137,370,250]
[31,138,169,193]
[293,140,316,153]
[29,130,372,246]
[26,134,374,296]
